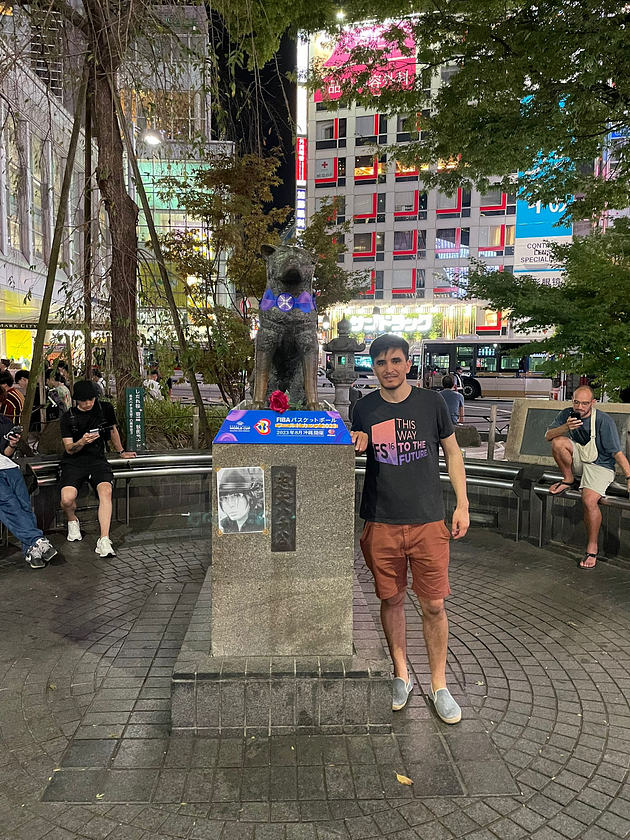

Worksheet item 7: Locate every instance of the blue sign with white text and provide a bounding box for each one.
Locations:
[214,410,352,445]
[515,198,573,237]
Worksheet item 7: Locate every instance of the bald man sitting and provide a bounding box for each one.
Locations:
[545,386,630,569]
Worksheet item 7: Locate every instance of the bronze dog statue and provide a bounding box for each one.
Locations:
[252,244,320,410]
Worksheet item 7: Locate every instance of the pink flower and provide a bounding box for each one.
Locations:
[268,390,290,413]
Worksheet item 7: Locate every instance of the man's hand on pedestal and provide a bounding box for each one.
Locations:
[350,431,368,453]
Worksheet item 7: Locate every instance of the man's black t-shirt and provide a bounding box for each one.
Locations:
[351,387,454,524]
[59,400,117,464]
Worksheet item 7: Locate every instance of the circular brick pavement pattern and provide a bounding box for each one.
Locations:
[0,529,629,839]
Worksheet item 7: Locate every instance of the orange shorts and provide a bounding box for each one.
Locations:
[359,520,451,602]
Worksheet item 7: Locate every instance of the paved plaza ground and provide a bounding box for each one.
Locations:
[0,524,630,839]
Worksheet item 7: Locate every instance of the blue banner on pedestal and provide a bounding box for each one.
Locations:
[213,410,352,445]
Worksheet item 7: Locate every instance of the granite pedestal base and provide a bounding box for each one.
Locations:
[172,572,393,735]
[211,443,355,656]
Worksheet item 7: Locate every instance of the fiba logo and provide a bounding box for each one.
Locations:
[254,419,271,435]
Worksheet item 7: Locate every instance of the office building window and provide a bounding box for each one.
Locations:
[316,120,335,140]
[354,193,376,219]
[356,115,376,138]
[355,154,376,178]
[435,227,470,259]
[394,230,415,252]
[353,232,373,254]
[6,120,24,254]
[31,133,47,260]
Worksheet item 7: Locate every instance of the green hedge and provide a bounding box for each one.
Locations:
[143,400,228,449]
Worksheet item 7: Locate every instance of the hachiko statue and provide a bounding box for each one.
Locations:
[252,244,320,410]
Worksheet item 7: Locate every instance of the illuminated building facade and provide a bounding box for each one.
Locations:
[296,26,571,342]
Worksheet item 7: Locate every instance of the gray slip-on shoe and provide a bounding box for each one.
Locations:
[392,676,413,711]
[430,685,462,724]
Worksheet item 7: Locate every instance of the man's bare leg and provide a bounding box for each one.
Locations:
[380,591,409,682]
[580,488,602,568]
[418,597,449,691]
[61,487,78,521]
[96,482,113,539]
[550,437,575,493]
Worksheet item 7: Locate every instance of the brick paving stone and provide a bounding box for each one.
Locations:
[1,530,630,837]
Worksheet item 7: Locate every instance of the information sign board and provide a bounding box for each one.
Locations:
[214,410,352,445]
[126,387,146,452]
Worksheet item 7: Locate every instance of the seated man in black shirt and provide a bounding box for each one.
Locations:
[59,381,136,557]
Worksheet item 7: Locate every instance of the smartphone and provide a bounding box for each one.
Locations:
[569,411,581,420]
[4,425,22,440]
[88,428,101,435]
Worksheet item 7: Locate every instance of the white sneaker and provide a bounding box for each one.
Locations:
[67,519,82,541]
[95,536,115,557]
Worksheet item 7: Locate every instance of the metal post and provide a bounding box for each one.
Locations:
[64,334,74,391]
[192,406,200,450]
[487,403,497,461]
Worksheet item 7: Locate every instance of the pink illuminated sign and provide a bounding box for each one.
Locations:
[314,24,415,103]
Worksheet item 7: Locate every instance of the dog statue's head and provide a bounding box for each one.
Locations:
[261,244,314,295]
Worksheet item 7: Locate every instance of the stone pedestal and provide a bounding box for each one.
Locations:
[211,443,354,657]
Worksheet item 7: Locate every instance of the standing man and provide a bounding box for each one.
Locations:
[452,366,464,391]
[0,371,25,422]
[439,375,465,425]
[143,370,163,401]
[60,381,136,557]
[351,335,469,721]
[545,385,630,569]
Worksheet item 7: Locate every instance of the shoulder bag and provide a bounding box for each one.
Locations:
[574,407,598,464]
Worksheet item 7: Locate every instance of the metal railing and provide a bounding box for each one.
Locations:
[4,451,526,543]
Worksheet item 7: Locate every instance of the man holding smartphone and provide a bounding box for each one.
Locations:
[0,418,56,568]
[545,385,630,569]
[60,381,136,557]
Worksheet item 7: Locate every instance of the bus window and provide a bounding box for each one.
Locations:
[429,353,451,372]
[499,349,522,371]
[455,345,473,372]
[528,353,548,373]
[476,345,497,372]
[354,355,373,373]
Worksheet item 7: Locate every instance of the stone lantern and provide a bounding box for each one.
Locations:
[324,316,366,425]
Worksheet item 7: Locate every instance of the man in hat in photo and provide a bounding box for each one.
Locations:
[59,380,136,557]
[218,468,265,533]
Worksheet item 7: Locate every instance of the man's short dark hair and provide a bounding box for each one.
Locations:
[57,360,68,370]
[368,334,409,361]
[150,370,159,377]
[455,366,463,372]
[0,372,14,387]
[46,368,63,383]
[0,359,9,367]
[14,370,29,383]
[442,374,455,389]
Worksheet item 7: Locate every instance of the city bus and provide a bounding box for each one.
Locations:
[420,337,554,400]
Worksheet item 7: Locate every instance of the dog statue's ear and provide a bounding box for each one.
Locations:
[261,244,277,257]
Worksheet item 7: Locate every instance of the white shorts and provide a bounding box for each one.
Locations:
[572,445,615,497]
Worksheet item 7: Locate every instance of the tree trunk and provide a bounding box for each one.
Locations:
[91,64,140,400]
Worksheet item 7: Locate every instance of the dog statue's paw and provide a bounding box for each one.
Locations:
[251,401,266,409]
[306,402,320,411]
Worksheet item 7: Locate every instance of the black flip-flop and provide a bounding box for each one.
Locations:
[549,480,574,497]
[578,553,597,570]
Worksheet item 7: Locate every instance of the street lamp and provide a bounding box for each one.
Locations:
[142,130,162,146]
[322,315,331,330]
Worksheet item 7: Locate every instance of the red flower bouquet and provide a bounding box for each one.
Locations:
[268,390,290,413]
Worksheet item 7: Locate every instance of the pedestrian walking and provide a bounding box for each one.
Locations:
[351,334,469,721]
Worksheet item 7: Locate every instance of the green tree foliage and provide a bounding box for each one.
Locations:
[466,219,630,397]
[294,197,369,310]
[306,0,630,219]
